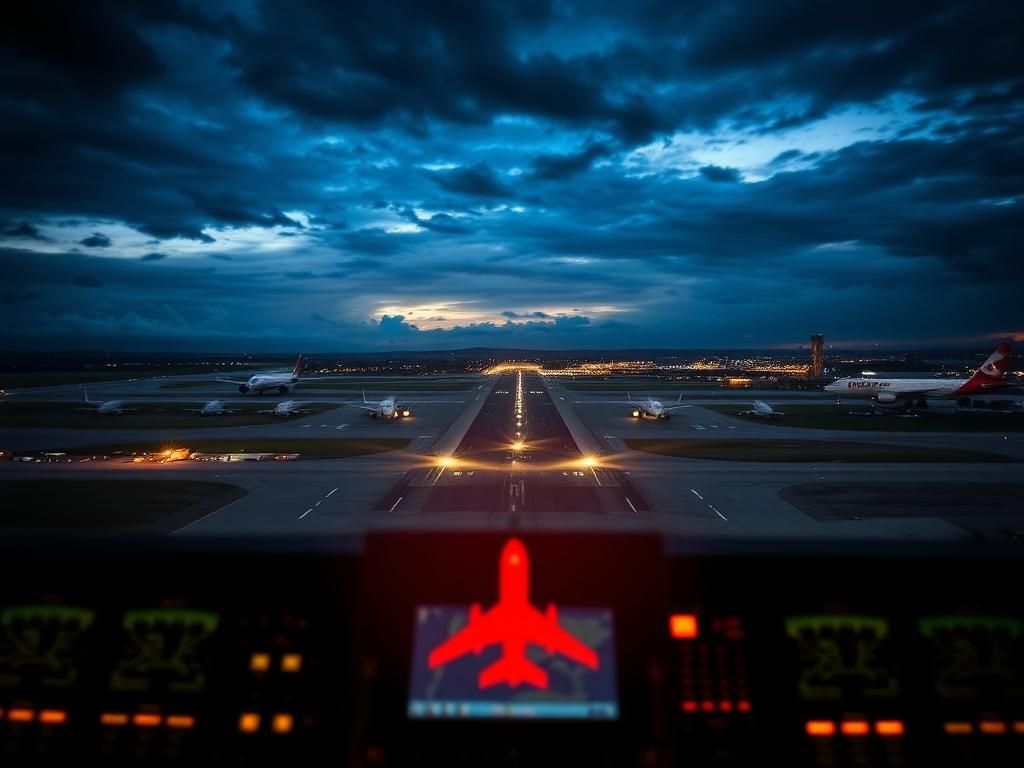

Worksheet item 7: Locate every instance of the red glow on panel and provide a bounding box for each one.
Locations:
[806,720,836,737]
[875,720,905,737]
[681,700,698,713]
[719,701,733,713]
[841,720,869,736]
[737,700,751,713]
[427,538,599,689]
[669,614,699,639]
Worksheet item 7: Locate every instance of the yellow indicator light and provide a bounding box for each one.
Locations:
[272,713,294,734]
[944,721,972,735]
[239,712,260,733]
[166,714,195,729]
[133,713,161,728]
[250,652,271,671]
[281,653,302,673]
[668,614,699,639]
[8,708,35,723]
[39,710,66,725]
[875,720,904,736]
[100,713,129,727]
[979,721,1007,735]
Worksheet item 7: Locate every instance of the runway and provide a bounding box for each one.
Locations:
[2,371,1023,540]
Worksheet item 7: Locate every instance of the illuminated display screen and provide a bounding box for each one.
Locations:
[408,604,618,719]
[786,615,899,700]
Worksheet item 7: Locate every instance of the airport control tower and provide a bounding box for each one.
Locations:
[810,334,824,378]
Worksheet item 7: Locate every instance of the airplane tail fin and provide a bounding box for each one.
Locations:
[81,385,90,403]
[291,354,304,381]
[479,655,548,689]
[958,344,1011,394]
[362,389,368,404]
[678,390,684,402]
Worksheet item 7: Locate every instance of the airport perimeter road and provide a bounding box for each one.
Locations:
[373,371,649,524]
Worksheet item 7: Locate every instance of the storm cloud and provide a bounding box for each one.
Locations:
[1,0,1021,351]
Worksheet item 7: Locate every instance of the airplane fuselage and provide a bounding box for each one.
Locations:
[239,375,297,395]
[825,377,971,401]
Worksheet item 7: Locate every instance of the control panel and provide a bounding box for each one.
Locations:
[0,534,1019,766]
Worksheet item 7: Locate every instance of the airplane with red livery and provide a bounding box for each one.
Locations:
[825,343,1012,411]
[427,538,599,689]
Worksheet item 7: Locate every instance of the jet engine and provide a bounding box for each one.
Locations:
[238,384,249,394]
[876,392,897,404]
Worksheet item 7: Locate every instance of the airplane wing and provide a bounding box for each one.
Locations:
[338,402,382,412]
[215,378,248,385]
[398,399,465,404]
[523,606,599,669]
[427,604,501,668]
[662,403,691,411]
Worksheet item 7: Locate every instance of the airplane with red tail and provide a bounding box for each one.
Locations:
[427,538,599,689]
[825,343,1012,410]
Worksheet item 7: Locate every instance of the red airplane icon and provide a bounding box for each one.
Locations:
[427,537,599,689]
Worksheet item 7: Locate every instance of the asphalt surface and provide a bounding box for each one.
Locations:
[2,372,1023,540]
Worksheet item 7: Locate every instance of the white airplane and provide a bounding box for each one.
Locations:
[216,354,343,396]
[77,386,136,415]
[577,390,690,420]
[257,400,312,417]
[340,391,463,419]
[184,400,241,416]
[825,343,1012,411]
[737,400,785,418]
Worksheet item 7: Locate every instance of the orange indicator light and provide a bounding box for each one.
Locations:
[8,708,35,723]
[944,721,972,735]
[979,721,1006,735]
[272,713,294,734]
[841,720,869,736]
[1013,721,1024,734]
[166,714,195,729]
[100,713,129,727]
[133,713,161,728]
[239,712,260,733]
[250,652,271,671]
[806,720,836,737]
[875,720,904,736]
[281,653,302,673]
[669,614,698,639]
[39,710,66,725]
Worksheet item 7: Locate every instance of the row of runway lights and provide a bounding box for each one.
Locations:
[432,371,598,470]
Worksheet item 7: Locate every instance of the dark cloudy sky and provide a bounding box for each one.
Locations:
[2,1,1022,352]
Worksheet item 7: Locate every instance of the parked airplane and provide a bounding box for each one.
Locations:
[737,400,785,418]
[825,343,1012,411]
[77,386,136,415]
[184,400,240,416]
[578,391,689,419]
[340,391,463,419]
[216,354,343,395]
[428,538,598,689]
[257,400,312,417]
